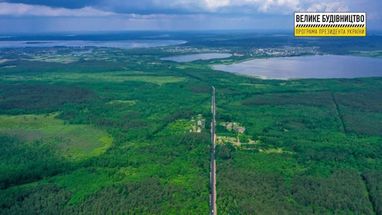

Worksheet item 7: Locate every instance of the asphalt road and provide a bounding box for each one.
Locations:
[210,86,217,215]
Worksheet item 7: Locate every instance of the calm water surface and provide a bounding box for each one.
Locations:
[213,55,382,79]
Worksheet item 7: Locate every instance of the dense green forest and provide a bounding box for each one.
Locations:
[1,33,382,214]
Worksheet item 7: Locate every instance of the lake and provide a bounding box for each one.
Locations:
[213,55,382,80]
[162,53,232,62]
[0,40,186,49]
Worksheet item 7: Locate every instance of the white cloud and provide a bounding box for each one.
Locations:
[204,0,231,10]
[200,0,349,13]
[239,0,301,13]
[189,0,301,13]
[166,0,302,14]
[198,0,350,14]
[0,2,115,17]
[306,2,349,12]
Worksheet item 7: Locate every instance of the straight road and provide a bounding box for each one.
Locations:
[210,86,217,215]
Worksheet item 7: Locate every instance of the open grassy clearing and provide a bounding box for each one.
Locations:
[0,114,112,160]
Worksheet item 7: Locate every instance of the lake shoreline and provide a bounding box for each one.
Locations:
[212,54,382,80]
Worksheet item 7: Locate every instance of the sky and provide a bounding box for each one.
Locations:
[0,0,381,33]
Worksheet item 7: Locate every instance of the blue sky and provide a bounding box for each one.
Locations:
[0,0,381,33]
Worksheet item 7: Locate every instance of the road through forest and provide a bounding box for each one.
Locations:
[210,86,217,215]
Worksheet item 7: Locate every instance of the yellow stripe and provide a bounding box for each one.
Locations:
[295,27,366,37]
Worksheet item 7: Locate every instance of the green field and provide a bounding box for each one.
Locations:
[0,114,112,160]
